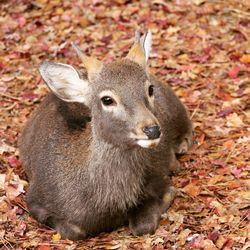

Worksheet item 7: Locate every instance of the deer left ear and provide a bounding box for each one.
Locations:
[126,30,152,68]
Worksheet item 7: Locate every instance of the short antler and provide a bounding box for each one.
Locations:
[126,30,152,68]
[71,43,103,78]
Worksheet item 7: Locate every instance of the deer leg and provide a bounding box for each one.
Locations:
[47,217,86,240]
[168,149,182,175]
[129,199,161,236]
[28,203,86,240]
[161,185,177,213]
[27,185,86,240]
[129,182,177,236]
[175,131,193,155]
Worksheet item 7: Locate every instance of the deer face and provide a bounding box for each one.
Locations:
[89,60,161,148]
[39,31,161,148]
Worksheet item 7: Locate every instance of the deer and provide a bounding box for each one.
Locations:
[19,31,193,240]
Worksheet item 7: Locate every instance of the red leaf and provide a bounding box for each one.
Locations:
[217,107,233,117]
[229,52,241,61]
[155,19,169,28]
[231,167,242,178]
[228,67,240,79]
[7,156,21,168]
[208,231,220,242]
[15,221,26,236]
[212,159,226,167]
[36,245,51,250]
[101,34,113,45]
[17,17,26,28]
[223,238,234,248]
[0,62,6,70]
[21,91,39,101]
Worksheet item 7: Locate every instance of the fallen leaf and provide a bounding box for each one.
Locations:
[191,0,206,5]
[208,175,224,185]
[231,167,242,178]
[240,54,250,64]
[52,232,61,241]
[5,173,26,200]
[209,200,227,216]
[182,183,201,197]
[36,245,51,250]
[7,156,21,168]
[208,231,220,242]
[177,228,192,246]
[226,113,244,127]
[228,67,241,79]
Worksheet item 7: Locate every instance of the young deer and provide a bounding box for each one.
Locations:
[19,31,192,240]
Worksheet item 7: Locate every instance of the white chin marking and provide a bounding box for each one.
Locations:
[136,138,160,148]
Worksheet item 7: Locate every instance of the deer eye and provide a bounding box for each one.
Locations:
[101,96,116,106]
[148,85,154,97]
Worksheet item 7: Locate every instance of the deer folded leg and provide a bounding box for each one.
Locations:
[161,185,177,213]
[175,131,193,155]
[28,203,86,240]
[168,149,182,175]
[129,199,161,236]
[48,218,86,240]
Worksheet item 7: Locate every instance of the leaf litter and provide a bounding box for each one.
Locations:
[0,0,249,249]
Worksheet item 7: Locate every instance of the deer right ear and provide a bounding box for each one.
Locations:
[39,62,91,104]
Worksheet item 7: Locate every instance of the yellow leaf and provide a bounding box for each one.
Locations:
[52,233,61,241]
[192,0,206,5]
[178,228,191,246]
[226,113,244,127]
[210,200,227,216]
[240,54,250,64]
[208,175,224,185]
[56,8,64,15]
[216,235,227,249]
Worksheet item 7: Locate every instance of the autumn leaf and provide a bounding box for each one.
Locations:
[228,67,241,79]
[52,232,61,241]
[226,113,244,127]
[36,245,51,250]
[182,183,201,197]
[240,54,250,64]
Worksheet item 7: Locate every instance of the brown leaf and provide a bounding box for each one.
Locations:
[182,183,201,197]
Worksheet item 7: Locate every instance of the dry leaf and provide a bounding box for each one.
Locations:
[182,183,201,197]
[240,54,250,64]
[226,113,244,127]
[52,232,61,241]
[177,228,192,246]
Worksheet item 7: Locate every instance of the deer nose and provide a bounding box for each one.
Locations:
[143,125,161,140]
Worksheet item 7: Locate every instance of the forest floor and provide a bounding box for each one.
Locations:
[0,0,249,249]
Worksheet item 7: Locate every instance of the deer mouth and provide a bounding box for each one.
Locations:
[136,138,160,148]
[129,133,161,148]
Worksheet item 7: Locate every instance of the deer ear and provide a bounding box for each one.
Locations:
[126,30,152,68]
[39,62,91,104]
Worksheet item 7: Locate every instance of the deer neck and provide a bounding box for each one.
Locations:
[88,137,149,211]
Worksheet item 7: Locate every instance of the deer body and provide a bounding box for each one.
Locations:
[19,32,192,240]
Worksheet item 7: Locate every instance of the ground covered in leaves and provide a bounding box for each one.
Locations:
[0,0,249,249]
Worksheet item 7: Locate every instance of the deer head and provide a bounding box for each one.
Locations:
[39,31,161,149]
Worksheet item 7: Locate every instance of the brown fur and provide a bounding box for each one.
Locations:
[19,51,192,240]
